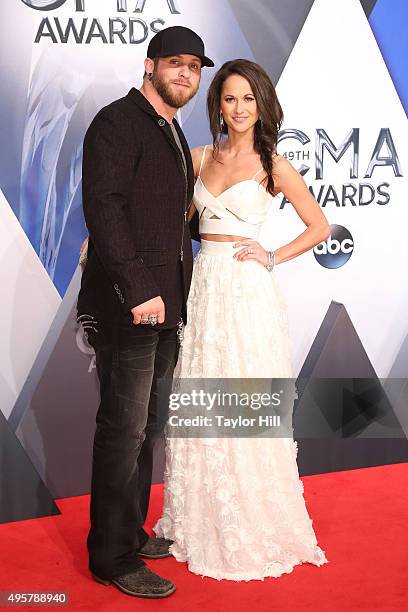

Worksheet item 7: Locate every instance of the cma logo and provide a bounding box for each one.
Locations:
[21,0,180,11]
[314,224,354,269]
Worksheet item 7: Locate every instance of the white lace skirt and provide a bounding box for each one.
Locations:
[153,239,328,581]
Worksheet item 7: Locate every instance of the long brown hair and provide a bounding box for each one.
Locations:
[207,59,283,196]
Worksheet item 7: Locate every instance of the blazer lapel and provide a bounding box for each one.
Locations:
[127,87,193,197]
[172,118,194,194]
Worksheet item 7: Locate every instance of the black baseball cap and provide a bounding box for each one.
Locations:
[147,26,214,68]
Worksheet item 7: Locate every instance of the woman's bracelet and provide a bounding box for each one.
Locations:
[265,250,275,272]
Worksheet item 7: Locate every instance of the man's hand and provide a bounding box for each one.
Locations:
[131,296,165,326]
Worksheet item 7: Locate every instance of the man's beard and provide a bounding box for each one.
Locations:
[152,71,198,109]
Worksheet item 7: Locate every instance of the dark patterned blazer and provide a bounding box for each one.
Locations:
[77,87,196,329]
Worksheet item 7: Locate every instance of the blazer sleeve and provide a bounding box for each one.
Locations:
[82,108,160,312]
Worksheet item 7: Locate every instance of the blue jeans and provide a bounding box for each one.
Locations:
[85,319,179,579]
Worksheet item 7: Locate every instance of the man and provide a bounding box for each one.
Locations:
[77,26,214,599]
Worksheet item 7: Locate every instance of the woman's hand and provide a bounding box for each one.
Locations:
[79,237,89,257]
[232,239,269,267]
[79,237,89,270]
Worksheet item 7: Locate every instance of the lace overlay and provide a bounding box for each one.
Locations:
[154,241,328,580]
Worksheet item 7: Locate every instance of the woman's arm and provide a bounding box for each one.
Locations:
[187,146,206,223]
[79,237,89,271]
[188,202,197,222]
[273,155,330,264]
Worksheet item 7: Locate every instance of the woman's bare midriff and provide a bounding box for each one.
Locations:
[200,234,248,242]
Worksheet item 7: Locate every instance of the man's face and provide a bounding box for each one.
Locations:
[151,54,202,109]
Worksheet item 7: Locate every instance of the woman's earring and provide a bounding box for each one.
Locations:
[147,72,153,81]
[259,117,264,129]
[219,111,224,130]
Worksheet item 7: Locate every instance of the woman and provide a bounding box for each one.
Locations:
[153,59,330,581]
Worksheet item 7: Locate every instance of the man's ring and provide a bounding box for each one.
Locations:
[148,314,158,326]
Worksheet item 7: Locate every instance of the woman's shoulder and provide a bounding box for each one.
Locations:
[272,153,297,174]
[271,153,302,194]
[191,144,213,175]
[191,144,213,158]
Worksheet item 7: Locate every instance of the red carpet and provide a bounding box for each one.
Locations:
[0,463,407,611]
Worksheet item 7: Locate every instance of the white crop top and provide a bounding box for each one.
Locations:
[193,145,275,240]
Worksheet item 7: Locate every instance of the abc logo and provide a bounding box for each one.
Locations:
[20,0,67,10]
[314,224,354,269]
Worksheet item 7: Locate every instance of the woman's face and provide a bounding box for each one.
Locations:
[220,74,259,134]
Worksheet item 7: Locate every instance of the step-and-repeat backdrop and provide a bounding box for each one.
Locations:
[1,0,407,521]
